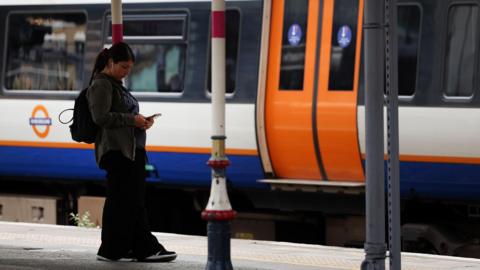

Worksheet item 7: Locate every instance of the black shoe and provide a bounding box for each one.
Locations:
[138,250,177,262]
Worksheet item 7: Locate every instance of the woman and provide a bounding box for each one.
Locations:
[87,42,176,262]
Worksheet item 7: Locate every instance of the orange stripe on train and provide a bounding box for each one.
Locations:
[358,153,480,165]
[0,140,258,156]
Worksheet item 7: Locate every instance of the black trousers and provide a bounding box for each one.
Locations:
[97,149,162,259]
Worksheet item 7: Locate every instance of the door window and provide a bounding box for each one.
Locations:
[328,0,359,90]
[279,0,309,90]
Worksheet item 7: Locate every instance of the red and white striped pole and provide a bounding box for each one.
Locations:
[201,0,235,269]
[111,0,123,44]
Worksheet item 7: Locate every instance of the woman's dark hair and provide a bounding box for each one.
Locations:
[89,42,135,84]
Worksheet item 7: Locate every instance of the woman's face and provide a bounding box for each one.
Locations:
[110,60,134,80]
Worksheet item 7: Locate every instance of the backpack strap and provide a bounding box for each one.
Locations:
[58,108,74,124]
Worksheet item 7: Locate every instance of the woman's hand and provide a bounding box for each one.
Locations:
[144,117,154,130]
[134,114,147,129]
[134,114,154,130]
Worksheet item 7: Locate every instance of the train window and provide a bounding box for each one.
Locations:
[443,4,478,97]
[328,0,359,91]
[4,13,86,91]
[397,5,421,96]
[279,0,309,90]
[107,13,188,93]
[207,9,240,94]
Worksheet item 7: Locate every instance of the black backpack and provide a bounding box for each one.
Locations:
[59,87,98,144]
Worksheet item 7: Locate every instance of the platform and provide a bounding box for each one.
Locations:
[0,221,479,270]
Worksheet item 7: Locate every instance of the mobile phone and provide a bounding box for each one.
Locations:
[146,113,162,120]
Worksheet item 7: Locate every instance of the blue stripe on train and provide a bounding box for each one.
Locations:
[2,146,480,199]
[400,161,480,200]
[0,146,266,188]
[357,160,480,201]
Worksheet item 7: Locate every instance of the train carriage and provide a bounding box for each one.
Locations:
[0,0,480,257]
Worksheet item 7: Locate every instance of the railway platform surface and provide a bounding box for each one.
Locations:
[0,221,480,270]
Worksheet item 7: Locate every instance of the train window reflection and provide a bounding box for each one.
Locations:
[444,4,478,97]
[4,13,86,91]
[397,5,421,96]
[279,0,308,91]
[128,44,186,92]
[207,9,240,94]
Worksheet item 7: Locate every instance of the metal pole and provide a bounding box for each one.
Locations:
[362,0,387,269]
[111,0,123,44]
[385,0,401,268]
[201,1,235,269]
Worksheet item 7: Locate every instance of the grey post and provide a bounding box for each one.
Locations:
[361,0,387,269]
[385,0,401,268]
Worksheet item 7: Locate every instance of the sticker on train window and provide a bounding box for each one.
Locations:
[288,24,302,46]
[337,25,352,48]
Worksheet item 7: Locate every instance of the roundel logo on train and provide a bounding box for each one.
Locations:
[287,24,302,46]
[30,105,52,139]
[337,25,352,48]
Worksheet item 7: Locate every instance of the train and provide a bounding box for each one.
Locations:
[1,0,480,258]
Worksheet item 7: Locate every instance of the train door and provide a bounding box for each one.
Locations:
[261,0,364,182]
[314,0,364,182]
[264,0,322,179]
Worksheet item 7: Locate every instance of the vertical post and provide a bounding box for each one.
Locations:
[111,0,123,44]
[201,1,236,270]
[385,0,401,268]
[361,0,387,269]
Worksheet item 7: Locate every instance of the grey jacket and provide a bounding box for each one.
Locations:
[86,73,136,165]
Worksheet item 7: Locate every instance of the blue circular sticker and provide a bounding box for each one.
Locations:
[337,25,352,48]
[288,24,302,46]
